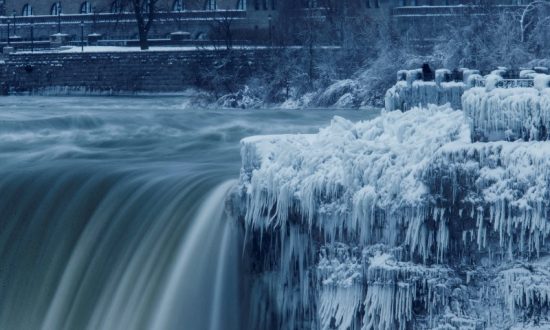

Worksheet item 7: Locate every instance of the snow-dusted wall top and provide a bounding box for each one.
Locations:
[385,67,550,114]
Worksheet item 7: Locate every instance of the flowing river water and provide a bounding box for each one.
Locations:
[0,96,376,330]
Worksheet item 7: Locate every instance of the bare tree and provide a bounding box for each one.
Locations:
[209,11,235,50]
[519,0,550,43]
[132,0,159,50]
[117,0,158,50]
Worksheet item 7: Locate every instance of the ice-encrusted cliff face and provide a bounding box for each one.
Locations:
[384,69,478,112]
[233,105,550,329]
[463,84,550,142]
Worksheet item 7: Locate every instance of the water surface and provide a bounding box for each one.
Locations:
[0,96,378,330]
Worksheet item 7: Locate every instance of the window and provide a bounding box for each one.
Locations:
[173,0,185,11]
[111,0,123,13]
[81,1,93,14]
[142,0,152,13]
[51,2,62,15]
[22,4,33,16]
[205,0,217,10]
[236,0,246,9]
[374,0,379,8]
[366,0,370,8]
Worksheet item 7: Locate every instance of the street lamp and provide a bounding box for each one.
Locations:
[57,10,61,34]
[92,6,96,33]
[30,19,34,52]
[268,14,272,47]
[12,10,16,36]
[81,21,84,52]
[7,18,10,46]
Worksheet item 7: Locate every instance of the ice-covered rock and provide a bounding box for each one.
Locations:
[385,67,475,111]
[501,262,550,325]
[363,253,451,330]
[240,105,470,251]
[462,86,550,141]
[427,141,550,257]
[236,101,550,329]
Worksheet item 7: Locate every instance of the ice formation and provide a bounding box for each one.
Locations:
[463,84,550,141]
[234,102,550,329]
[385,69,466,111]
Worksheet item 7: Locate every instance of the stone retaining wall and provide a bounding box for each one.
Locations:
[0,49,269,94]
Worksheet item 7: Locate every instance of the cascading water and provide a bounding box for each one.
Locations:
[0,96,371,330]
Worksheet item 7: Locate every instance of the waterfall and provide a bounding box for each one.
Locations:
[0,169,242,330]
[151,180,242,330]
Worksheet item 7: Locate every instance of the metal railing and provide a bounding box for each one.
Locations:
[392,5,525,17]
[496,79,535,88]
[0,10,247,26]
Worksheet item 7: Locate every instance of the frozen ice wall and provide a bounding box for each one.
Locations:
[463,76,550,141]
[384,69,470,112]
[235,104,550,329]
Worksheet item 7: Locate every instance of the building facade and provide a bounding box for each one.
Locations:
[0,0,537,46]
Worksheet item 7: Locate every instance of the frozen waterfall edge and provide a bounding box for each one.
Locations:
[232,105,550,329]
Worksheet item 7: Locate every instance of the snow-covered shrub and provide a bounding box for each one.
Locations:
[217,85,262,109]
[314,79,360,108]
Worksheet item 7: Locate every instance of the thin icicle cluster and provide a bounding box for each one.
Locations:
[428,141,550,256]
[363,253,451,330]
[463,86,550,141]
[501,262,550,325]
[316,244,364,329]
[318,286,363,330]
